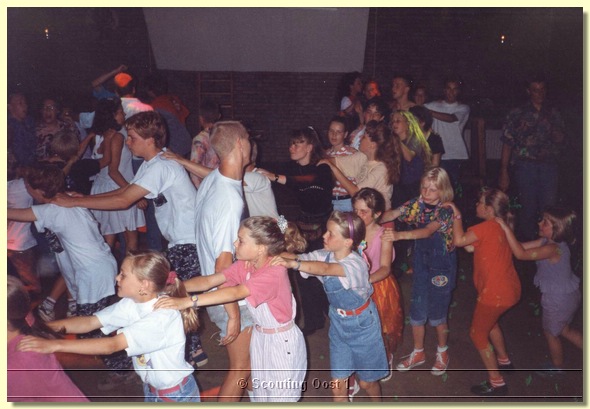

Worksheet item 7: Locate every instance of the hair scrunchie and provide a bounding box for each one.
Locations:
[277,215,288,234]
[166,271,178,285]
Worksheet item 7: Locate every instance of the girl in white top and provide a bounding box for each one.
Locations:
[17,251,200,402]
[90,98,145,251]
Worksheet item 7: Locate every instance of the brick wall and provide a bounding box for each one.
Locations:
[9,8,582,161]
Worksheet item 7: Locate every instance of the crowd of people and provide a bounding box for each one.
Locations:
[7,67,580,402]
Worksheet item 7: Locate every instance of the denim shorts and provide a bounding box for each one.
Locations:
[328,302,389,382]
[143,374,200,402]
[206,303,255,338]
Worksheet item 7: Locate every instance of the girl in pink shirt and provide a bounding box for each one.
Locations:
[155,216,308,402]
[7,276,88,402]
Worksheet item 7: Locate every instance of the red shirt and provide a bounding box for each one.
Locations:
[468,219,521,307]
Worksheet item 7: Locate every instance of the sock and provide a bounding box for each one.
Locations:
[43,297,56,309]
[414,348,425,353]
[247,389,254,401]
[490,376,505,387]
[497,356,511,365]
[437,345,448,353]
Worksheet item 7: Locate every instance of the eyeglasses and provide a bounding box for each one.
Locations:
[42,106,57,111]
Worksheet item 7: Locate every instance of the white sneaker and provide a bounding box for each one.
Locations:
[381,353,394,382]
[37,299,55,322]
[348,376,360,401]
[431,350,449,376]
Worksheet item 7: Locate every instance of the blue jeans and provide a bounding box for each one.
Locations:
[143,374,200,402]
[513,160,558,241]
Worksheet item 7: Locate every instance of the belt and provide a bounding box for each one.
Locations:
[149,375,191,396]
[332,194,352,201]
[335,299,371,317]
[255,321,294,334]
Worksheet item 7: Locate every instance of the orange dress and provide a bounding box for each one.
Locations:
[365,226,404,354]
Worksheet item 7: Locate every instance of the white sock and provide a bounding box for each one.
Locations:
[437,345,448,353]
[247,389,254,401]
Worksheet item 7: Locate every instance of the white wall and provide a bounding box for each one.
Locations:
[143,8,369,72]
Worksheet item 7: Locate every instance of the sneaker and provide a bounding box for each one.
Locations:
[498,361,515,374]
[347,376,360,401]
[37,299,56,322]
[470,380,508,396]
[431,349,449,376]
[97,371,141,392]
[396,349,426,372]
[66,300,77,318]
[381,353,394,382]
[535,362,564,378]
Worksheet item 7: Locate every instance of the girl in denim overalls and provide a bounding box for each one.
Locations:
[383,167,456,377]
[275,211,388,401]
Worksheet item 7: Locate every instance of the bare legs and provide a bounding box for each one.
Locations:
[332,378,382,402]
[218,327,252,402]
[546,326,583,368]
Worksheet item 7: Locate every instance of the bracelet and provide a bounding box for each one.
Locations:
[454,214,462,220]
[190,294,199,309]
[295,258,302,271]
[274,174,280,183]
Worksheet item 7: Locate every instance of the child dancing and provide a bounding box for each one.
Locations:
[274,211,388,401]
[17,251,200,402]
[383,167,456,376]
[497,207,582,376]
[155,216,308,402]
[447,188,521,396]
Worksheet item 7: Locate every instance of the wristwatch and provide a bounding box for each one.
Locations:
[190,294,199,309]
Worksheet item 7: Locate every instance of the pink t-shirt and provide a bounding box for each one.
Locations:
[363,226,395,275]
[8,334,89,402]
[222,260,294,324]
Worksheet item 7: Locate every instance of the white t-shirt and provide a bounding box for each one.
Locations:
[349,126,366,150]
[96,297,193,389]
[132,151,197,247]
[195,169,244,278]
[425,100,470,160]
[299,250,371,300]
[8,179,37,251]
[244,171,279,218]
[31,204,116,304]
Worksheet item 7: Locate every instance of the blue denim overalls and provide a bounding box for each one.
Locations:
[410,225,457,327]
[322,254,388,382]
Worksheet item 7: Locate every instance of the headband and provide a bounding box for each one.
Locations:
[346,213,355,241]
